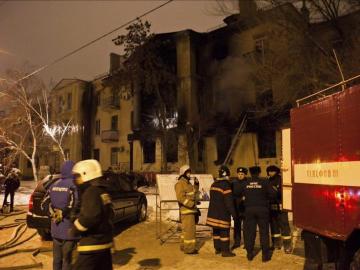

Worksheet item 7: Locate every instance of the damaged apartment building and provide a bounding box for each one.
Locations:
[19,1,360,177]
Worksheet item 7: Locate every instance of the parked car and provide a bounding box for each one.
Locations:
[26,172,148,239]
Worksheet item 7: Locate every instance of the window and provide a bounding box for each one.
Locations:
[110,147,118,165]
[254,37,267,65]
[258,129,276,158]
[67,93,72,110]
[111,115,118,130]
[95,93,101,106]
[257,89,273,108]
[58,96,64,113]
[93,149,100,161]
[64,149,70,160]
[198,138,204,162]
[95,120,100,135]
[166,132,178,163]
[143,139,156,164]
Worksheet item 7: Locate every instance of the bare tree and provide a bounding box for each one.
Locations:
[0,70,75,179]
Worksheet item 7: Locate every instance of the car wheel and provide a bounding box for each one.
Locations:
[37,228,52,241]
[137,200,147,222]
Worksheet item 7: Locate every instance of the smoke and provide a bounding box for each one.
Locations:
[211,54,254,118]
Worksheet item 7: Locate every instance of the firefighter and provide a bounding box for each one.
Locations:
[241,166,276,262]
[70,159,114,270]
[41,160,80,270]
[231,166,248,250]
[2,168,20,213]
[175,165,199,255]
[267,165,292,253]
[206,165,237,257]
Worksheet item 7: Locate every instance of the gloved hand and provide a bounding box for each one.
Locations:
[194,177,199,185]
[51,209,63,224]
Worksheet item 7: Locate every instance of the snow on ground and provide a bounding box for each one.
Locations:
[0,182,35,207]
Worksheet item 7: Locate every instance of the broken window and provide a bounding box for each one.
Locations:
[166,132,178,163]
[143,139,156,164]
[258,129,276,158]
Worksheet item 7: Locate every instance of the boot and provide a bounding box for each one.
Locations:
[262,252,271,262]
[247,251,254,261]
[283,240,292,254]
[222,251,236,257]
[185,250,198,255]
[272,237,282,250]
[215,249,221,255]
[231,242,240,250]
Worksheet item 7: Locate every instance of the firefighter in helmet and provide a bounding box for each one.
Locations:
[267,165,292,253]
[206,165,237,257]
[231,167,248,250]
[175,165,199,255]
[70,159,114,270]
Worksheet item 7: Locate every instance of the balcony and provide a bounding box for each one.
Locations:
[101,130,119,143]
[101,96,120,110]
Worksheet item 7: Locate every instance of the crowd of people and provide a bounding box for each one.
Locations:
[175,164,292,263]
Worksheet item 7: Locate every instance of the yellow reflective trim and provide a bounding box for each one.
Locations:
[186,192,195,195]
[74,219,87,232]
[77,242,113,252]
[180,209,197,215]
[282,236,292,240]
[207,217,230,225]
[213,236,220,239]
[223,189,232,195]
[183,199,189,205]
[211,187,224,193]
[184,239,196,244]
[220,237,230,242]
[206,220,230,229]
[272,234,281,238]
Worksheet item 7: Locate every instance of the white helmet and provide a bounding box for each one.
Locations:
[72,159,103,182]
[179,165,190,176]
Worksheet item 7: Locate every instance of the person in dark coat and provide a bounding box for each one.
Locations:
[267,165,292,253]
[231,167,248,250]
[2,168,20,212]
[240,166,276,262]
[206,165,237,257]
[70,159,114,270]
[41,160,80,270]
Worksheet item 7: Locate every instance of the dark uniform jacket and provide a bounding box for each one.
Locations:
[239,176,276,209]
[4,173,20,192]
[73,181,114,254]
[232,178,246,217]
[206,177,237,229]
[268,174,282,211]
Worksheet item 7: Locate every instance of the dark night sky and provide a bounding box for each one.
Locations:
[0,0,226,86]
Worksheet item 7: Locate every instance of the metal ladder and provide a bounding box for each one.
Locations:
[223,113,247,166]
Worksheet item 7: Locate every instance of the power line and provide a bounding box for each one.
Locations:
[17,0,174,83]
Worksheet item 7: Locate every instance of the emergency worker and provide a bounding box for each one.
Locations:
[175,165,199,255]
[231,167,248,250]
[206,165,237,257]
[70,159,114,270]
[267,165,292,253]
[2,168,20,213]
[41,160,80,270]
[240,166,276,262]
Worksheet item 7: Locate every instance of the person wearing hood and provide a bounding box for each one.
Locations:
[206,165,237,257]
[41,160,80,270]
[175,165,199,255]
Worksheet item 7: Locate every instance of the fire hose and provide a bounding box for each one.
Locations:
[0,211,51,269]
